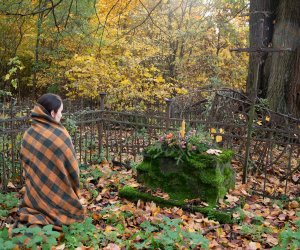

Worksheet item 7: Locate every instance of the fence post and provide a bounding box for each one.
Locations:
[99,93,107,157]
[100,92,107,110]
[165,98,173,130]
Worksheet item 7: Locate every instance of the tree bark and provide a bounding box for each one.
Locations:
[267,0,300,115]
[288,47,300,117]
[247,0,278,97]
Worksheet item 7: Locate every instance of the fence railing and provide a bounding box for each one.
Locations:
[1,90,299,199]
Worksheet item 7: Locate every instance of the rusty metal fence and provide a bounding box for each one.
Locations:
[1,90,299,199]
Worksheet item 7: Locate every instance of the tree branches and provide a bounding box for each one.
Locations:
[0,0,65,17]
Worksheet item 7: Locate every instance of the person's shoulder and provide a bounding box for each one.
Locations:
[51,124,70,139]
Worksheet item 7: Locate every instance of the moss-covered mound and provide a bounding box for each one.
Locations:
[119,186,232,224]
[137,150,235,206]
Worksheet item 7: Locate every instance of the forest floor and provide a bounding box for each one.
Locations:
[1,159,300,249]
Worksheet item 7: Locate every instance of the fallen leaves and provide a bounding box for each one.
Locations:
[2,159,300,249]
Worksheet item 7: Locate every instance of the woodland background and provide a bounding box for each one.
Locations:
[2,0,299,118]
[0,0,249,109]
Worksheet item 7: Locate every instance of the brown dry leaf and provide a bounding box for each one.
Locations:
[240,189,249,196]
[225,194,239,204]
[7,182,16,188]
[137,199,144,209]
[289,200,299,209]
[128,183,139,188]
[278,214,287,221]
[243,203,250,210]
[19,186,26,194]
[176,208,184,216]
[55,244,65,250]
[209,239,220,248]
[92,213,101,221]
[97,177,106,188]
[79,197,88,206]
[266,236,278,246]
[103,243,120,250]
[249,241,261,250]
[95,194,102,202]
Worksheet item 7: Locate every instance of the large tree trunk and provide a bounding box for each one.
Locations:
[267,0,300,115]
[288,47,300,117]
[247,0,278,97]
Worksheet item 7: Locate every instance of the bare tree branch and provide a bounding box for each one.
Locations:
[0,0,64,17]
[50,0,61,34]
[98,0,121,50]
[64,0,74,29]
[107,0,163,47]
[138,0,170,38]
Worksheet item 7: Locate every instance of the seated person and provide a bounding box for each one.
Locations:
[18,93,84,230]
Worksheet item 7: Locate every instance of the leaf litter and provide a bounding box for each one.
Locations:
[1,159,300,249]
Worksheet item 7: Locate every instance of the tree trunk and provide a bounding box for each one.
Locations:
[32,0,44,97]
[247,0,278,97]
[288,47,300,117]
[267,0,300,115]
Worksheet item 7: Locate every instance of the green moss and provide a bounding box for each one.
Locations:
[119,186,184,207]
[137,147,235,206]
[119,186,232,224]
[195,167,224,186]
[216,150,234,164]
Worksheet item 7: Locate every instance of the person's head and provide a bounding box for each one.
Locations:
[37,93,63,122]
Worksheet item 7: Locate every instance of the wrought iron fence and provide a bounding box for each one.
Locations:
[1,90,299,199]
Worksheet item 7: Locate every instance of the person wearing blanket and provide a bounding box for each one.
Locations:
[18,93,85,230]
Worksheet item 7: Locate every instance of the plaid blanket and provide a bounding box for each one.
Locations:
[19,104,84,230]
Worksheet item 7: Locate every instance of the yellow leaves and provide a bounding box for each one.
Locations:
[210,128,216,134]
[210,128,224,142]
[215,135,223,143]
[219,48,232,60]
[154,75,165,83]
[216,227,225,238]
[174,87,188,95]
[4,74,10,81]
[143,71,152,78]
[120,79,131,86]
[256,120,263,126]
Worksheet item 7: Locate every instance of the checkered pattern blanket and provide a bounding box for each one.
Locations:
[18,104,84,230]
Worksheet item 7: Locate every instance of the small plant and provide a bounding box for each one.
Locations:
[0,192,19,217]
[232,207,247,224]
[132,216,209,249]
[62,116,77,134]
[240,224,273,243]
[62,217,101,249]
[0,225,61,250]
[272,214,300,250]
[81,167,103,182]
[0,228,17,250]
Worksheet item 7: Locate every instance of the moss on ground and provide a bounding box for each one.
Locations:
[119,186,232,224]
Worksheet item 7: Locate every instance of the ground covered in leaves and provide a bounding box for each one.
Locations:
[1,159,300,249]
